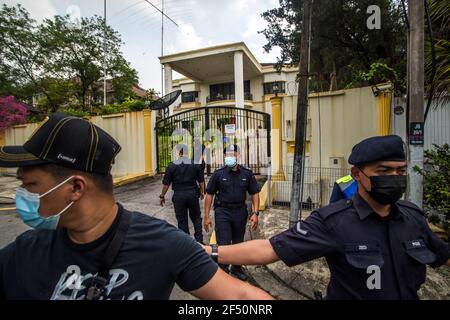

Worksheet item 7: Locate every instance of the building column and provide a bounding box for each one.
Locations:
[143,109,154,176]
[164,63,173,114]
[271,96,284,180]
[234,51,244,108]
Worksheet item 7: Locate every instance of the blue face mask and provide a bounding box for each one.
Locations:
[224,156,237,168]
[15,176,75,230]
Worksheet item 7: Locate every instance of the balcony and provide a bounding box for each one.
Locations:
[206,92,253,103]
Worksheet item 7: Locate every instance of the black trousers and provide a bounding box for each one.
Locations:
[214,206,248,272]
[172,190,203,242]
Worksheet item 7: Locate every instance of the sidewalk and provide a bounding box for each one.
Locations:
[252,207,450,300]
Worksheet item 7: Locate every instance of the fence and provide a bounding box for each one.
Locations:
[1,111,154,179]
[271,166,351,210]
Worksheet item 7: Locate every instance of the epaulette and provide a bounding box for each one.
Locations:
[396,200,425,216]
[317,199,353,220]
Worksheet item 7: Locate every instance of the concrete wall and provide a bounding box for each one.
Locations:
[307,86,379,169]
[1,111,155,179]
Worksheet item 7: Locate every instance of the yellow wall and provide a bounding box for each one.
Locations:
[3,111,155,178]
[307,86,381,169]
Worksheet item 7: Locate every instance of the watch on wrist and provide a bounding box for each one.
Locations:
[159,195,165,199]
[252,211,260,216]
[210,244,219,263]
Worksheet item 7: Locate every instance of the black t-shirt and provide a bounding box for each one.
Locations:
[0,204,218,300]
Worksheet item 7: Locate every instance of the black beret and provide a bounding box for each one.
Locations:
[348,135,406,165]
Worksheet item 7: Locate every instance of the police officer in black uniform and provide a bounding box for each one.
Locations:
[204,135,450,299]
[160,144,205,244]
[204,144,260,281]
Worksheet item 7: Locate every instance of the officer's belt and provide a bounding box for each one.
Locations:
[172,185,198,192]
[218,202,246,209]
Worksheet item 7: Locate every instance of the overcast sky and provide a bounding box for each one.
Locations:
[4,0,282,93]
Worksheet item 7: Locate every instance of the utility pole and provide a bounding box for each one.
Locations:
[406,0,424,208]
[103,0,107,106]
[289,0,311,227]
[161,0,164,96]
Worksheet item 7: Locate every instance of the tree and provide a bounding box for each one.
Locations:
[260,0,407,92]
[0,5,53,106]
[37,14,138,110]
[0,96,28,132]
[414,144,450,231]
[0,4,138,112]
[425,0,450,106]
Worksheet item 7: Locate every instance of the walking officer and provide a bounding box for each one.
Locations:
[203,135,450,299]
[203,144,261,281]
[160,144,205,244]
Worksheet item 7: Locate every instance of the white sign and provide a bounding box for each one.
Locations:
[224,124,236,135]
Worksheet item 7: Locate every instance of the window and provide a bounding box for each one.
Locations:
[209,81,251,101]
[181,91,198,103]
[264,81,286,95]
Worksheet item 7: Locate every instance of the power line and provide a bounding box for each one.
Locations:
[111,0,143,18]
[144,0,179,27]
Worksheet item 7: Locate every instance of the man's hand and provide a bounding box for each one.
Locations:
[200,192,205,200]
[249,214,258,230]
[159,195,165,207]
[204,216,212,232]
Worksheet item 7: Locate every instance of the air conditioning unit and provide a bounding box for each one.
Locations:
[329,157,344,169]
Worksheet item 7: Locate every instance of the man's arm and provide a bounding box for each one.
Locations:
[160,184,170,206]
[199,182,205,200]
[249,193,259,230]
[204,239,279,266]
[251,193,259,213]
[203,193,213,232]
[190,267,274,300]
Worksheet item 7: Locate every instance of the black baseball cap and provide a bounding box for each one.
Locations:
[0,113,122,174]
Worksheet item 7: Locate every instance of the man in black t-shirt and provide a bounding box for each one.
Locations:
[0,113,272,300]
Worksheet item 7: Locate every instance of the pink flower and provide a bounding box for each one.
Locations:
[0,96,29,132]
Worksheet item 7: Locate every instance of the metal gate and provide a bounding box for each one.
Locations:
[155,107,271,174]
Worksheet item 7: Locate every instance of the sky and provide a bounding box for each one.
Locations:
[3,0,282,93]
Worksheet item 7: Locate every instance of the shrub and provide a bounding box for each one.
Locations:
[0,96,28,132]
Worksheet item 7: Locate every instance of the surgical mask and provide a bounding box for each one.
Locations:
[224,156,237,168]
[359,170,407,205]
[15,176,75,230]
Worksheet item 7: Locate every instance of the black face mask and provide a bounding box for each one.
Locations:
[359,170,407,205]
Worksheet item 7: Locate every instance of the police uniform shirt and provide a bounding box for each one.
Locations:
[162,157,204,191]
[269,194,450,300]
[206,165,260,203]
[0,204,218,300]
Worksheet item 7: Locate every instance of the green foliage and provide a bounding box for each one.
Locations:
[260,0,407,92]
[0,4,139,113]
[425,0,450,106]
[346,63,397,88]
[60,107,90,118]
[414,144,450,227]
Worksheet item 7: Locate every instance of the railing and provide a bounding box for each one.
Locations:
[206,92,253,103]
[155,106,271,175]
[271,166,351,210]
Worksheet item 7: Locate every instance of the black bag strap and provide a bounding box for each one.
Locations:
[85,210,131,300]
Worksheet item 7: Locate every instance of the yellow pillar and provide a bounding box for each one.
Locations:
[377,90,392,136]
[143,109,154,176]
[271,96,284,180]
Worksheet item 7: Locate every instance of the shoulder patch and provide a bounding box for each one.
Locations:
[317,199,353,220]
[397,200,424,216]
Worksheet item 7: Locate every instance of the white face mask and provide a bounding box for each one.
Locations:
[15,176,75,230]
